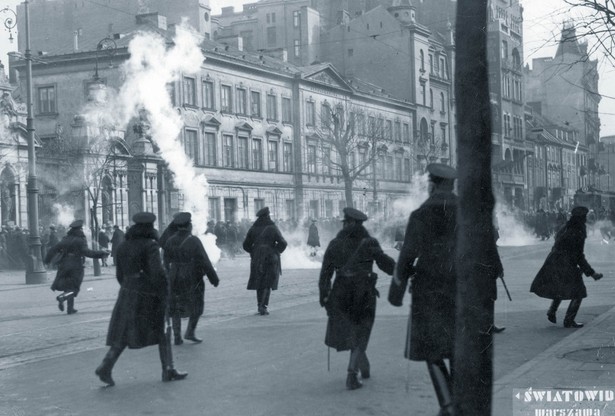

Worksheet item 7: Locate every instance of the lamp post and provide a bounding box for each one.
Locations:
[2,2,47,283]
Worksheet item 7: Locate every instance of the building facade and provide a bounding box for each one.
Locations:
[486,0,527,209]
[7,9,418,229]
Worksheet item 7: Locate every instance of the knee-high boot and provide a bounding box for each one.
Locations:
[184,314,202,343]
[159,339,188,382]
[427,360,454,415]
[172,315,183,345]
[66,295,77,315]
[547,299,561,323]
[346,348,363,390]
[95,345,125,386]
[564,298,583,327]
[358,350,370,379]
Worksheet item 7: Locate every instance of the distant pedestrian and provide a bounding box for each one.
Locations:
[110,225,125,266]
[98,229,110,267]
[319,207,395,390]
[307,219,320,257]
[45,220,109,314]
[95,212,187,387]
[163,212,219,345]
[531,206,603,328]
[243,207,287,315]
[388,163,503,415]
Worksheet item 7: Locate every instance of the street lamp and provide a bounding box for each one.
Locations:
[2,1,47,283]
[94,36,117,81]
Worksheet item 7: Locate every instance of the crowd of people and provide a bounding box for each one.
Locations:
[30,167,609,415]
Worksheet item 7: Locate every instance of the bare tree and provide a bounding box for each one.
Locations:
[310,102,389,208]
[40,116,123,276]
[563,0,615,64]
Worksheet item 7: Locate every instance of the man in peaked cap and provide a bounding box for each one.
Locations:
[163,212,219,344]
[97,211,188,386]
[319,206,395,389]
[243,206,287,315]
[45,219,109,315]
[388,162,500,415]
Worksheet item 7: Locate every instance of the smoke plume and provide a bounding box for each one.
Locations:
[80,22,220,263]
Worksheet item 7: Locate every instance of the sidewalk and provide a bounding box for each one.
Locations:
[493,304,615,415]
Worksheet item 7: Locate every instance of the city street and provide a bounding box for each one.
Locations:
[0,235,614,415]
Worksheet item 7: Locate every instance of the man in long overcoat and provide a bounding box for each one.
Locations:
[319,207,395,390]
[163,212,219,345]
[243,207,287,315]
[531,206,603,328]
[388,163,502,416]
[110,225,125,266]
[45,220,109,314]
[95,212,187,386]
[307,219,320,257]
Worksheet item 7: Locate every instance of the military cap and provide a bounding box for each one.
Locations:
[256,206,270,217]
[426,163,457,180]
[343,207,368,222]
[69,219,84,229]
[132,212,156,224]
[172,212,192,226]
[49,225,56,230]
[571,206,589,217]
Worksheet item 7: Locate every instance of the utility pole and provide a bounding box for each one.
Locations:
[454,0,498,414]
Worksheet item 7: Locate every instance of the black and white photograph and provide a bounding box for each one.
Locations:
[0,0,614,415]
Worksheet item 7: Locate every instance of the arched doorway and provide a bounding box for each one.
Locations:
[0,167,17,225]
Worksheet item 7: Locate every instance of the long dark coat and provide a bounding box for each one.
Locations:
[307,223,320,247]
[110,228,125,258]
[319,224,395,351]
[531,217,595,300]
[45,229,108,296]
[163,230,219,318]
[393,190,460,362]
[243,217,287,290]
[105,231,167,348]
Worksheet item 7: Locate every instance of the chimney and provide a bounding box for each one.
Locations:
[221,6,235,15]
[73,31,79,52]
[136,12,168,30]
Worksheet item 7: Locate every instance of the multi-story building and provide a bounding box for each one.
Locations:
[321,0,455,165]
[214,0,322,66]
[7,8,417,228]
[525,23,601,180]
[525,108,586,211]
[486,0,527,209]
[17,0,213,55]
[0,63,34,228]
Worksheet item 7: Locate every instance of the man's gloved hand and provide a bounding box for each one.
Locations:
[592,272,603,281]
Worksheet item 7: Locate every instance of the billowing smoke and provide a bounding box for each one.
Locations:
[79,22,221,263]
[52,203,75,227]
[494,203,538,246]
[280,226,321,270]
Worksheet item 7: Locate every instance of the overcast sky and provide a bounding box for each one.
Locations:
[0,0,613,135]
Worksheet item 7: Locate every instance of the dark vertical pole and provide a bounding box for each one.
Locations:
[454,0,496,414]
[24,0,47,284]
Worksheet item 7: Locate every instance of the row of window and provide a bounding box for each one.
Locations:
[183,129,413,182]
[183,129,294,172]
[503,113,523,139]
[180,78,293,123]
[304,142,412,181]
[419,85,447,111]
[419,50,448,79]
[502,73,522,101]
